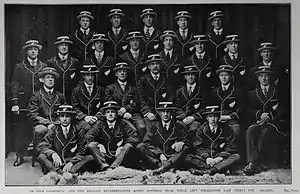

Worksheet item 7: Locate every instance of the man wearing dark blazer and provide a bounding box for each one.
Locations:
[10,40,47,166]
[37,105,93,174]
[71,63,105,132]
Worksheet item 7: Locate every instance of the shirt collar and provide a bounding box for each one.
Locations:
[84,82,94,89]
[209,123,218,133]
[44,86,54,94]
[221,83,231,91]
[112,27,122,33]
[164,49,173,56]
[213,28,223,35]
[107,120,116,128]
[58,53,68,60]
[61,124,71,131]
[263,61,272,67]
[150,72,160,80]
[179,28,188,33]
[228,52,238,59]
[162,120,171,130]
[196,51,205,59]
[260,84,270,91]
[27,57,38,65]
[144,26,154,33]
[130,48,140,54]
[117,80,127,86]
[187,82,196,90]
[95,50,104,58]
[80,27,90,35]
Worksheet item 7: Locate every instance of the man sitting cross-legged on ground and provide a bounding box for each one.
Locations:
[185,105,240,176]
[37,105,94,175]
[86,101,139,171]
[137,102,189,175]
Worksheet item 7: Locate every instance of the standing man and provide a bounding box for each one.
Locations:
[10,40,47,166]
[140,8,161,55]
[106,9,128,60]
[187,34,217,92]
[243,66,286,175]
[137,54,174,138]
[27,67,66,153]
[174,11,194,59]
[86,101,139,171]
[37,105,94,175]
[159,30,183,89]
[175,66,205,141]
[137,102,189,175]
[186,106,240,175]
[118,31,147,86]
[90,33,115,87]
[47,36,80,103]
[105,62,146,140]
[206,10,228,62]
[71,11,95,63]
[71,63,105,132]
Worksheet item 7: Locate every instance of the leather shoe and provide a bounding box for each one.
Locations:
[13,157,24,167]
[152,161,171,175]
[243,162,259,176]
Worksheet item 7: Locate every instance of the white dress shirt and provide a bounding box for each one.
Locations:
[164,49,173,59]
[130,49,140,59]
[61,124,71,138]
[80,27,90,35]
[162,120,171,131]
[107,120,116,128]
[58,53,68,61]
[213,28,223,35]
[27,57,38,66]
[221,83,231,91]
[95,50,104,61]
[209,123,218,134]
[196,51,206,60]
[112,27,122,35]
[151,72,160,81]
[263,61,272,67]
[228,52,238,60]
[144,26,155,36]
[44,86,54,94]
[187,83,196,94]
[84,82,94,95]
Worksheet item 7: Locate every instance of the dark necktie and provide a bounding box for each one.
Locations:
[83,30,88,40]
[263,87,268,97]
[145,28,151,41]
[120,83,126,92]
[163,124,168,131]
[166,52,171,62]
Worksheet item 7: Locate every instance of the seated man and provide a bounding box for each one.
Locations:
[71,62,105,132]
[175,65,205,141]
[137,102,189,175]
[86,101,139,171]
[243,66,286,175]
[37,105,93,174]
[27,67,66,149]
[186,105,240,175]
[105,62,146,140]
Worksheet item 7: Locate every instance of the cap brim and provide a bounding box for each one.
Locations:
[174,15,192,20]
[156,107,178,111]
[189,39,208,45]
[113,67,130,72]
[57,111,76,114]
[22,44,43,50]
[80,70,99,74]
[202,111,221,115]
[108,13,125,17]
[101,105,120,112]
[222,39,241,44]
[126,36,144,41]
[146,58,162,64]
[208,14,225,21]
[76,15,94,20]
[92,38,109,42]
[38,71,60,79]
[182,70,199,74]
[160,34,178,41]
[255,70,273,75]
[216,69,234,74]
[140,12,157,18]
[257,46,276,52]
[54,40,73,45]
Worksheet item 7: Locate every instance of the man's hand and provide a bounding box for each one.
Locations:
[260,113,270,122]
[11,105,20,115]
[63,162,73,172]
[118,107,127,116]
[206,71,212,78]
[48,123,55,130]
[52,152,62,167]
[183,116,195,125]
[171,142,185,152]
[159,154,167,163]
[98,144,107,154]
[123,112,132,120]
[116,147,123,156]
[146,112,156,121]
[220,115,231,122]
[90,116,98,124]
[240,69,246,75]
[85,116,93,123]
[206,157,214,167]
[213,157,224,165]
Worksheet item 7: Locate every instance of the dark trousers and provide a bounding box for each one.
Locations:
[37,153,94,174]
[184,153,240,172]
[12,112,32,157]
[132,113,146,141]
[87,142,133,171]
[187,121,201,142]
[136,143,188,170]
[246,124,279,168]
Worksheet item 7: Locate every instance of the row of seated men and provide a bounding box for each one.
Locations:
[10,47,288,177]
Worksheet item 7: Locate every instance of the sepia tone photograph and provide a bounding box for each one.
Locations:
[4,3,291,186]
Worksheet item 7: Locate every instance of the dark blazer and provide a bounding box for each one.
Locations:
[193,122,237,160]
[71,29,95,62]
[27,87,66,126]
[118,50,147,86]
[106,28,128,60]
[206,28,229,62]
[10,60,47,110]
[175,83,205,122]
[90,53,115,87]
[71,82,105,121]
[47,56,80,102]
[105,82,138,114]
[141,27,162,56]
[86,119,139,157]
[37,123,87,164]
[175,29,194,59]
[137,74,174,116]
[142,119,189,157]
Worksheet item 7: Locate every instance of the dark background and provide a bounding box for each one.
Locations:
[5,4,290,152]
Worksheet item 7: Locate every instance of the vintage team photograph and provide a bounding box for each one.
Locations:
[4,3,291,186]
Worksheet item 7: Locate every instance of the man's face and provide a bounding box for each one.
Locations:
[194,42,205,54]
[219,71,231,85]
[42,74,55,89]
[115,69,127,82]
[83,73,95,85]
[79,17,91,29]
[163,36,174,51]
[211,17,222,30]
[105,109,117,123]
[57,43,69,55]
[260,49,272,62]
[110,15,121,28]
[94,40,104,52]
[184,73,197,85]
[177,17,188,30]
[227,42,239,54]
[142,15,154,27]
[129,38,140,50]
[26,47,39,59]
[258,72,271,86]
[59,113,72,127]
[206,114,219,126]
[159,110,172,123]
[148,61,161,74]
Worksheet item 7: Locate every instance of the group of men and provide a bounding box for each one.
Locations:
[9,8,289,177]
